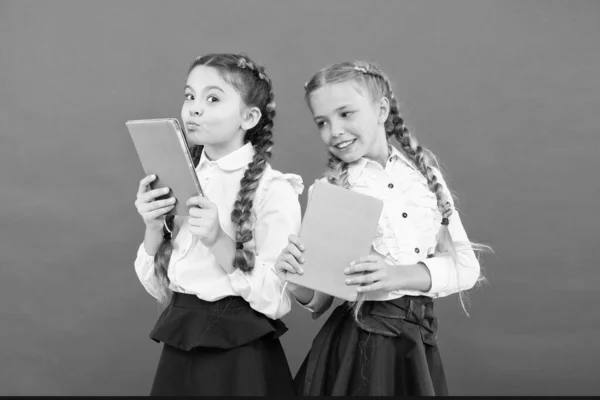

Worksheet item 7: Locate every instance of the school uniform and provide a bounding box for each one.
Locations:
[134,143,303,396]
[295,144,480,396]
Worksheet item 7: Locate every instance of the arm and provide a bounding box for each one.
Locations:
[346,169,481,297]
[419,208,481,296]
[419,167,480,296]
[134,239,161,300]
[226,175,303,320]
[296,289,334,320]
[277,181,334,318]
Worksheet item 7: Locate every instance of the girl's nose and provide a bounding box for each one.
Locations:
[189,105,203,117]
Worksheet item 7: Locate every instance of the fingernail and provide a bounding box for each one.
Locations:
[300,257,304,263]
[345,279,351,284]
[344,268,349,274]
[299,268,304,274]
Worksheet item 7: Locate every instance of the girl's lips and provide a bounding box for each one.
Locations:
[334,139,356,150]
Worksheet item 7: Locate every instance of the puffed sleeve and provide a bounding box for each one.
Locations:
[420,168,481,297]
[133,243,162,300]
[227,172,304,319]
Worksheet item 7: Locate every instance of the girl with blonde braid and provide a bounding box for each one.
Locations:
[275,61,489,396]
[133,53,302,396]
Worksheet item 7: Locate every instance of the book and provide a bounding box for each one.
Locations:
[286,180,383,302]
[126,118,203,216]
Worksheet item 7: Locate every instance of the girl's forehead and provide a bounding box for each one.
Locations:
[186,66,234,93]
[314,81,369,99]
[309,81,371,108]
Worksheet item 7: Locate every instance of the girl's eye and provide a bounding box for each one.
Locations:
[207,95,219,103]
[316,120,327,128]
[185,93,194,101]
[340,111,354,118]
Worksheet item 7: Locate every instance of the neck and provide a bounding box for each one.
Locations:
[364,128,390,168]
[203,133,246,161]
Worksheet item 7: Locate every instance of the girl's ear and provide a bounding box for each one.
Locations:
[377,96,390,125]
[241,106,262,131]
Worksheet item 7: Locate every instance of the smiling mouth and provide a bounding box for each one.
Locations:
[334,139,356,150]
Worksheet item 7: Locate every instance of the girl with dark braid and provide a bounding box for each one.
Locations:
[275,61,490,396]
[133,53,301,396]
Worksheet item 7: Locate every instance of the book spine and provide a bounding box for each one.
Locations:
[173,122,204,195]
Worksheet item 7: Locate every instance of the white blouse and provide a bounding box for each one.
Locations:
[302,144,480,314]
[134,143,303,320]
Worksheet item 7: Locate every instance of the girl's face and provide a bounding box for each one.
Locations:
[308,80,389,165]
[181,66,257,157]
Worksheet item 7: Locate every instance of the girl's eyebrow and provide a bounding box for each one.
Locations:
[313,104,352,120]
[184,85,225,94]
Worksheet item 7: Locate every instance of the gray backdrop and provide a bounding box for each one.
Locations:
[1,0,598,396]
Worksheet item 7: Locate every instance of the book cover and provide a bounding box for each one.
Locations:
[286,180,383,302]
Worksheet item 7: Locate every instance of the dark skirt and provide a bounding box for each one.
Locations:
[295,295,448,396]
[148,292,295,396]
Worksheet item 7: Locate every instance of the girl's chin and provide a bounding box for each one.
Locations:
[185,131,210,146]
[332,149,362,164]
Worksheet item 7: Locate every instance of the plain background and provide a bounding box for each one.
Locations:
[1,0,598,396]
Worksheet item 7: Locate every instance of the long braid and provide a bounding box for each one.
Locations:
[150,53,275,310]
[366,64,478,313]
[305,61,488,319]
[351,63,456,243]
[190,144,204,167]
[152,214,175,308]
[388,100,454,227]
[230,57,275,272]
[326,153,350,189]
[151,144,204,309]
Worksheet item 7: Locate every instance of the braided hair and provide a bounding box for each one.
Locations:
[152,53,276,306]
[304,61,489,318]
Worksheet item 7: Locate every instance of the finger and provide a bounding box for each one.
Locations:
[145,204,175,220]
[286,243,305,264]
[186,195,213,208]
[137,196,171,213]
[188,207,215,220]
[344,262,381,275]
[139,187,171,203]
[187,216,205,228]
[282,254,304,274]
[144,197,176,212]
[349,254,381,266]
[356,281,385,293]
[345,271,384,285]
[137,174,156,195]
[287,234,305,252]
[275,262,296,275]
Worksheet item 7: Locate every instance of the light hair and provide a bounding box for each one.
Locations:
[304,61,491,321]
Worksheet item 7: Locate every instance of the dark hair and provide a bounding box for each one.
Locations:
[153,53,276,305]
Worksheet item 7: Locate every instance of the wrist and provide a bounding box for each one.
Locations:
[387,263,432,292]
[205,225,225,248]
[416,262,433,292]
[288,283,315,305]
[403,262,432,292]
[145,222,163,232]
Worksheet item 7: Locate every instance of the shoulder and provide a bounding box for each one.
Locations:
[255,164,304,206]
[307,177,329,198]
